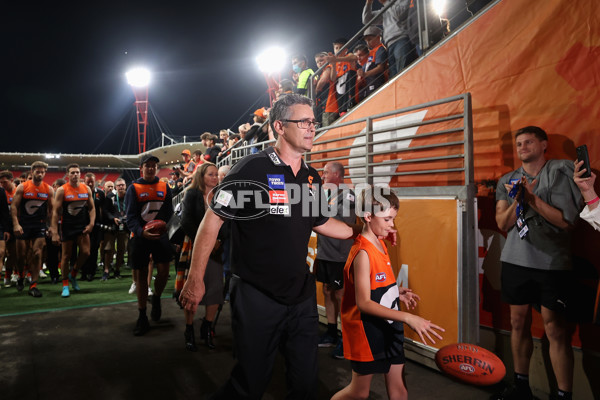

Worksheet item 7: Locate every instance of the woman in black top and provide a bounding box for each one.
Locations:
[176,163,224,351]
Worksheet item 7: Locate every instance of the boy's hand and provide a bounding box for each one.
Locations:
[405,314,445,345]
[379,229,397,245]
[398,288,420,310]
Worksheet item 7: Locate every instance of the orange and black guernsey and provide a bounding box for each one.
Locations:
[60,182,90,231]
[18,180,52,227]
[124,177,173,238]
[341,234,405,362]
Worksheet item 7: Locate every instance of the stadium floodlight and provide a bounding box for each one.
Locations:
[256,47,286,74]
[431,0,446,16]
[126,67,151,87]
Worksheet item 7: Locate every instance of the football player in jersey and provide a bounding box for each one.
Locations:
[51,164,95,297]
[11,161,55,297]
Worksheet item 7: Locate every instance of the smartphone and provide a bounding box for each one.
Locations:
[576,145,592,178]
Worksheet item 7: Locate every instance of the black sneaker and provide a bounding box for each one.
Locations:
[490,384,533,400]
[184,327,198,352]
[114,271,121,279]
[318,332,338,348]
[133,315,150,336]
[101,272,109,281]
[331,340,344,359]
[16,278,24,292]
[28,287,42,298]
[150,296,162,322]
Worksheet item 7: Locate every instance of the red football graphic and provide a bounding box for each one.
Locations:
[435,343,506,386]
[143,219,167,235]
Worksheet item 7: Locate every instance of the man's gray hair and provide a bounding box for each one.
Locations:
[269,93,313,134]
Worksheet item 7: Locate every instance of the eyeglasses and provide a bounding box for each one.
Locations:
[281,119,321,129]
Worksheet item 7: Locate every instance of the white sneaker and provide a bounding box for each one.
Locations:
[11,273,18,283]
[148,288,153,296]
[128,282,137,294]
[39,270,48,278]
[4,278,11,288]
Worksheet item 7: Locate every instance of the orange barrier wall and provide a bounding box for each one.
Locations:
[313,0,600,351]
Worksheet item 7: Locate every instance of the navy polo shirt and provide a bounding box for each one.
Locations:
[210,147,329,304]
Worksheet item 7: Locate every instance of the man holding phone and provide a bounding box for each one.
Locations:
[493,126,582,400]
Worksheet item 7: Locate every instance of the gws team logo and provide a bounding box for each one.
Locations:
[375,272,386,282]
[347,110,427,185]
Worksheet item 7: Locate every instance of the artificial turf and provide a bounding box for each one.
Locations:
[0,264,176,317]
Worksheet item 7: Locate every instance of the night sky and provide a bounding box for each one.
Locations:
[2,1,472,155]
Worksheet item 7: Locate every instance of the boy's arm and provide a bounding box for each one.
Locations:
[353,250,444,345]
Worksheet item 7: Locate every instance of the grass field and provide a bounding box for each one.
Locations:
[0,264,176,317]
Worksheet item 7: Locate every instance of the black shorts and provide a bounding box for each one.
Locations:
[501,262,571,312]
[130,234,173,270]
[315,259,345,290]
[351,354,406,375]
[60,224,87,242]
[17,225,46,240]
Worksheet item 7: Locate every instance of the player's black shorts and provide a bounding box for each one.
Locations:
[130,234,173,269]
[17,224,46,240]
[501,262,571,312]
[314,259,345,290]
[351,353,406,375]
[60,224,87,242]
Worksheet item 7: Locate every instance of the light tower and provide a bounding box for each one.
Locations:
[256,47,286,107]
[126,67,151,154]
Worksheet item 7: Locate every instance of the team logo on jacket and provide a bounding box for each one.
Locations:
[375,272,386,282]
[267,174,285,189]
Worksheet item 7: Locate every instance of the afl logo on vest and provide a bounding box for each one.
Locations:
[375,272,386,282]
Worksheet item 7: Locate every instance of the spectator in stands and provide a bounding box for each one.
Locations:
[219,129,229,145]
[183,150,205,186]
[201,133,220,163]
[174,163,223,351]
[238,123,251,141]
[179,149,196,180]
[313,52,330,126]
[102,178,129,280]
[291,54,314,96]
[360,26,388,99]
[80,172,104,281]
[245,109,267,154]
[322,38,357,125]
[363,0,413,78]
[168,171,178,190]
[277,79,295,100]
[353,43,370,101]
[574,160,599,230]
